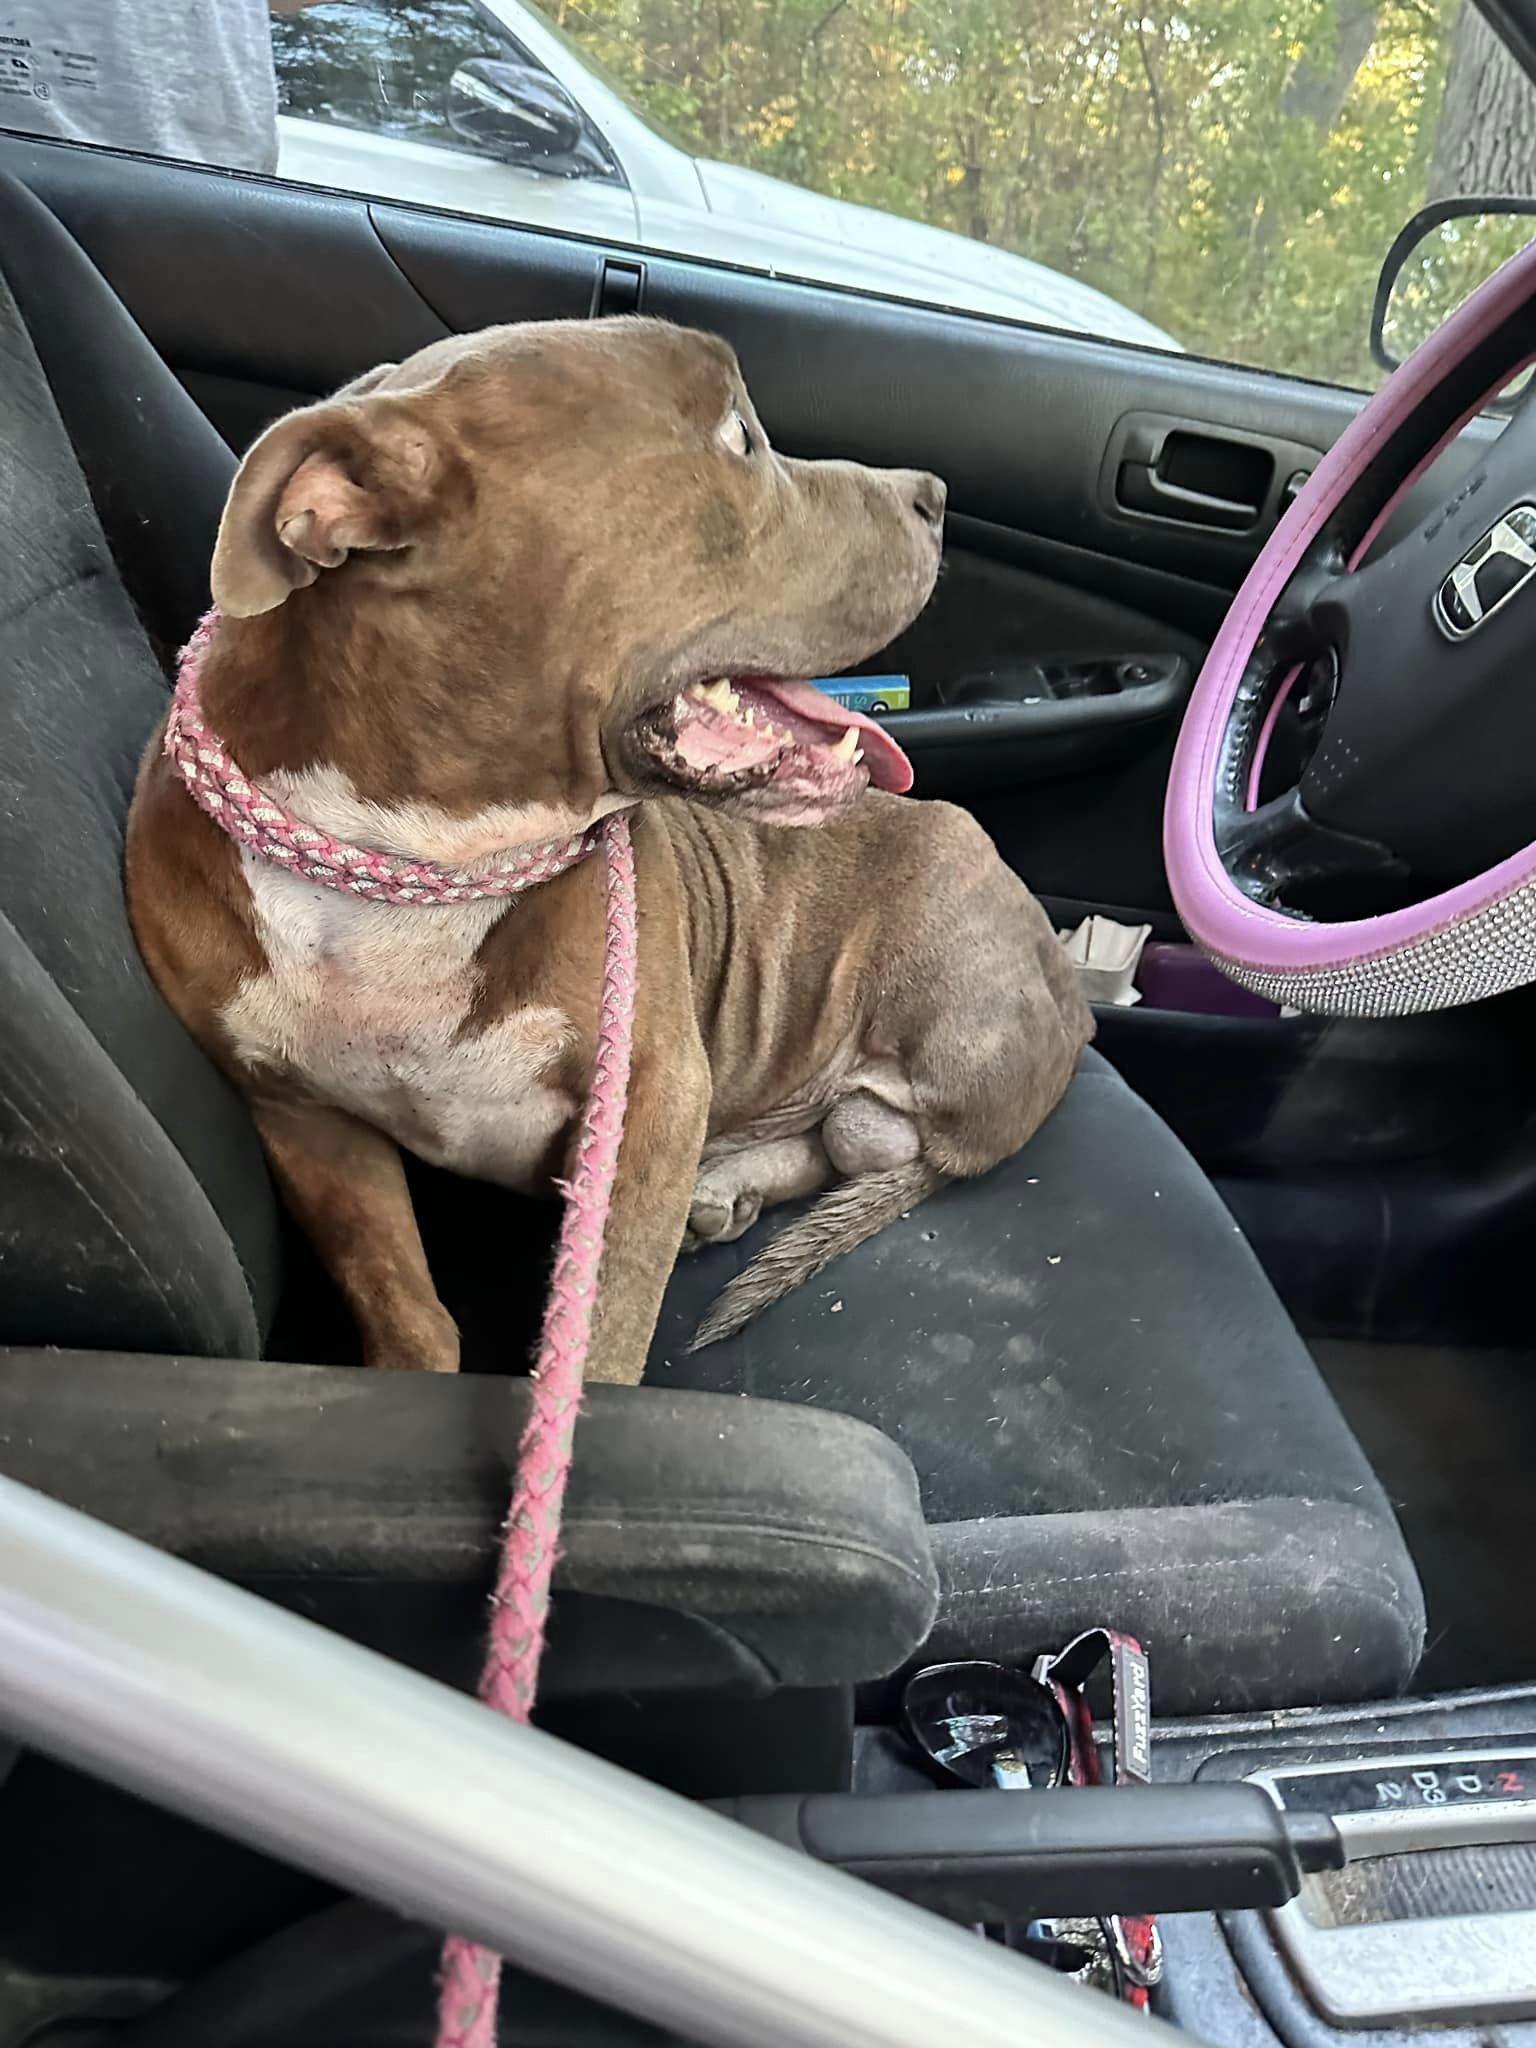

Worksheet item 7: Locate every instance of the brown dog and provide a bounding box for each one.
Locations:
[126,318,1091,1383]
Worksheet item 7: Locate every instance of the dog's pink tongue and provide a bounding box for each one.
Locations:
[754,680,914,794]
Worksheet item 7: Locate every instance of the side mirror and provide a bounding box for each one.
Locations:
[447,58,585,165]
[1371,198,1536,385]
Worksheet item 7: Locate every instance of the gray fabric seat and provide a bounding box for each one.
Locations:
[656,1059,1425,1707]
[0,165,1424,1714]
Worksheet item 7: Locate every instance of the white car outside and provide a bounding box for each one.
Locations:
[273,0,1180,352]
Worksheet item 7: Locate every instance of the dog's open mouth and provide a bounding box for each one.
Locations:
[627,676,913,821]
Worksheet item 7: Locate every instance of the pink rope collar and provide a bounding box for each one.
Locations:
[167,612,602,904]
[166,614,638,2048]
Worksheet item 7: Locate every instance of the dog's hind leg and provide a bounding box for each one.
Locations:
[685,1089,920,1254]
[685,1132,832,1249]
[821,1091,922,1174]
[690,896,1092,1352]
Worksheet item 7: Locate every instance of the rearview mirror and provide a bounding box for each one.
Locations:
[1371,198,1536,385]
[447,58,585,165]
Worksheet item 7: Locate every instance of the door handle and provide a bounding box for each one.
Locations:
[1116,461,1262,528]
[1102,412,1318,537]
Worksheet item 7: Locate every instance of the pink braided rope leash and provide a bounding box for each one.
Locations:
[435,811,637,2048]
[165,615,639,2048]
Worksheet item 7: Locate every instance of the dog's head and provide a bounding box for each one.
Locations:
[209,319,943,828]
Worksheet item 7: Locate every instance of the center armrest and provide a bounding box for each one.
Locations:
[0,1349,938,1695]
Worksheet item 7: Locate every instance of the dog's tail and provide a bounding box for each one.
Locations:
[689,1157,945,1352]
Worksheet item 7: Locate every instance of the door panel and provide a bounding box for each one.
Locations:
[0,141,449,394]
[0,128,1489,919]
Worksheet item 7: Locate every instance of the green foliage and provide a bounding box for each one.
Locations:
[1383,208,1534,360]
[279,0,1505,387]
[548,0,1469,386]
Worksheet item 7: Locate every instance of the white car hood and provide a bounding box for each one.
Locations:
[690,158,1180,351]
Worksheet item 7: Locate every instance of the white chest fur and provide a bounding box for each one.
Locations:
[219,770,596,1191]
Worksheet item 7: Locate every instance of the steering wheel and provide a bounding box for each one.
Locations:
[1166,234,1536,1017]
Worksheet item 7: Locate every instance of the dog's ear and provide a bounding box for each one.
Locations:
[211,396,442,618]
[335,361,400,399]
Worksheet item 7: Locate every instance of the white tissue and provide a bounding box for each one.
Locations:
[1058,915,1152,1007]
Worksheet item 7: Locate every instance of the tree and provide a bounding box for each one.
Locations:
[1429,0,1536,198]
[1285,3,1379,128]
[277,0,1483,387]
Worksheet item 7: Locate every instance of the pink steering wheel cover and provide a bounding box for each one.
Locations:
[1165,232,1536,977]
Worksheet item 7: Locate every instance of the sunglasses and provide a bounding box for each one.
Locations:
[900,1651,1161,2003]
[902,1659,1071,1793]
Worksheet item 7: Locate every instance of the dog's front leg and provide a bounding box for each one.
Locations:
[251,1096,460,1374]
[583,1040,710,1387]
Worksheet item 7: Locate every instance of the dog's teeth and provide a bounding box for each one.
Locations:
[853,745,864,764]
[699,681,737,716]
[829,729,860,762]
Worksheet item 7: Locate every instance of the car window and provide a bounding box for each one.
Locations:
[274,0,508,148]
[1,1,1534,385]
[533,0,1535,382]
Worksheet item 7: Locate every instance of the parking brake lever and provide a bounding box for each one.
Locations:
[712,1783,1342,1923]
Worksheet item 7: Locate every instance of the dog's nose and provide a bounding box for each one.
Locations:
[911,473,946,529]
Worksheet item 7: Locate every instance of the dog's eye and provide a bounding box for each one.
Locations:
[728,410,754,458]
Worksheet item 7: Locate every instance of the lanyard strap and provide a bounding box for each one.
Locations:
[1035,1629,1162,2007]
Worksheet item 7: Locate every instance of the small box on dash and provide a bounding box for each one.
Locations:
[811,675,911,716]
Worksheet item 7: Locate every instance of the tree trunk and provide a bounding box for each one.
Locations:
[960,158,989,243]
[1429,2,1536,201]
[1283,4,1378,130]
[1133,17,1168,300]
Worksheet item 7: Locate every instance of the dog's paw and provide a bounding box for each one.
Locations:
[686,1180,764,1248]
